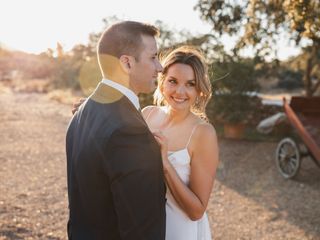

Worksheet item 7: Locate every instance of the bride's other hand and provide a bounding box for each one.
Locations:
[72,98,86,114]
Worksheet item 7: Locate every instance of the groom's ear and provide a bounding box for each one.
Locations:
[119,55,133,73]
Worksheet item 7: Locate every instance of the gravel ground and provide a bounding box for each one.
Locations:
[0,88,319,240]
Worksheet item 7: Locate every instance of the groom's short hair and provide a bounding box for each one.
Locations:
[98,21,159,60]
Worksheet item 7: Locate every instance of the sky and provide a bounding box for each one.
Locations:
[1,0,301,60]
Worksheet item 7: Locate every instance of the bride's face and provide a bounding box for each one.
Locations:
[161,63,198,111]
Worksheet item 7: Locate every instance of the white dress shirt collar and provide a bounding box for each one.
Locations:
[101,78,140,110]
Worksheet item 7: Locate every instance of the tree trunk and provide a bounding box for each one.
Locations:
[311,79,320,95]
[310,41,320,96]
[304,43,317,97]
[304,52,313,97]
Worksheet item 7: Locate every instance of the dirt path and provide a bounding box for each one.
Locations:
[0,89,319,240]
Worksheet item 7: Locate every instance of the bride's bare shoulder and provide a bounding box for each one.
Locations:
[141,105,163,119]
[194,121,217,144]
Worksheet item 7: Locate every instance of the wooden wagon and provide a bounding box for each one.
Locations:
[275,96,320,179]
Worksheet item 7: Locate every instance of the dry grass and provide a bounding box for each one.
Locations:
[1,79,84,105]
[46,89,82,105]
[1,85,319,240]
[4,78,51,93]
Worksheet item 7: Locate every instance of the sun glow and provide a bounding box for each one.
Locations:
[1,0,211,54]
[1,0,300,60]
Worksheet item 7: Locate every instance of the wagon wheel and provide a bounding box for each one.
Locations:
[275,137,301,179]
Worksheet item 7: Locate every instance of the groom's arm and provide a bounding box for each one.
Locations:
[105,126,165,240]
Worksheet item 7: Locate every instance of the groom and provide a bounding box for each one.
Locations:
[66,21,166,240]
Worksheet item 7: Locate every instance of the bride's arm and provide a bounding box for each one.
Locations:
[154,123,219,221]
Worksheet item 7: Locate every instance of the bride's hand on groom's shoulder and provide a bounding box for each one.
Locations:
[152,131,171,169]
[152,130,168,152]
[72,98,86,115]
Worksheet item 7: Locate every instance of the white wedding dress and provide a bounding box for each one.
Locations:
[145,108,212,240]
[165,128,212,240]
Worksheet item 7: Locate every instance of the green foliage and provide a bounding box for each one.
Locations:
[277,69,303,90]
[209,59,260,124]
[195,0,320,96]
[50,56,81,89]
[47,41,100,92]
[212,60,258,93]
[210,94,261,124]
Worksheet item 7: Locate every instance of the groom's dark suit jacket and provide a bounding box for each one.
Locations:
[66,83,166,240]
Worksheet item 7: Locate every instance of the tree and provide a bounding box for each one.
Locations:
[195,0,320,96]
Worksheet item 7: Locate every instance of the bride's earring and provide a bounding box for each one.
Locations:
[196,92,204,107]
[194,96,200,107]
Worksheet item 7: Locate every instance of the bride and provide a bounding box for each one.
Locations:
[143,46,219,240]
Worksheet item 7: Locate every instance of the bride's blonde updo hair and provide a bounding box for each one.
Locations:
[154,46,212,120]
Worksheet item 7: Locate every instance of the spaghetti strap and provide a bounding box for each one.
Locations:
[186,124,200,148]
[145,107,156,121]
